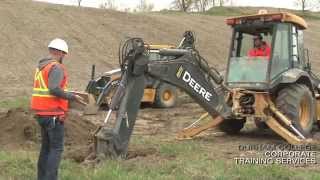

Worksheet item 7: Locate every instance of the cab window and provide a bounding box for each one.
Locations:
[270,24,290,79]
[227,27,273,83]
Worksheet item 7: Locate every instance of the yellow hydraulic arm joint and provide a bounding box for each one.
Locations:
[265,104,314,145]
[176,113,224,140]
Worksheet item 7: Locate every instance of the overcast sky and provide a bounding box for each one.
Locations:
[34,0,304,11]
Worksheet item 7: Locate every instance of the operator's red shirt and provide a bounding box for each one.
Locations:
[248,43,271,59]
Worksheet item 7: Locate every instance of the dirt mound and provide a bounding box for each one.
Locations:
[0,108,96,150]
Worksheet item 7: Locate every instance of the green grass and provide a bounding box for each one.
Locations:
[205,7,320,19]
[0,138,320,180]
[157,6,320,20]
[0,97,29,109]
[204,6,256,16]
[0,151,37,180]
[207,7,320,20]
[295,11,320,20]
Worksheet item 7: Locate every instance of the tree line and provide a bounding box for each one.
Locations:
[76,0,320,13]
[172,0,228,12]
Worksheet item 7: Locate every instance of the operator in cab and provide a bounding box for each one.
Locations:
[247,34,271,59]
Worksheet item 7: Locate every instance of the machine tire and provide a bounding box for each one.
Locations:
[219,118,245,134]
[254,118,269,130]
[154,83,177,108]
[276,84,315,136]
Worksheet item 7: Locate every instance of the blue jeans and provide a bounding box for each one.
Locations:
[37,116,64,180]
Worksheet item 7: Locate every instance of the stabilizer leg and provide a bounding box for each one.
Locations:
[176,114,224,140]
[265,117,303,145]
[265,105,315,145]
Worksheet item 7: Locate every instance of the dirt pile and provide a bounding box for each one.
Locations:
[0,108,96,151]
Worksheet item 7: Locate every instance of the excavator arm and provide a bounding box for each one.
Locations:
[94,37,232,158]
[148,49,231,118]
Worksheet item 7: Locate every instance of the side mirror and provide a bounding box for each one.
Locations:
[91,64,96,80]
[304,48,311,71]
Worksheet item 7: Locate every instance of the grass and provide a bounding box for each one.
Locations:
[295,11,320,20]
[0,140,320,180]
[206,7,320,20]
[0,97,29,109]
[204,6,257,16]
[157,6,320,20]
[1,137,319,180]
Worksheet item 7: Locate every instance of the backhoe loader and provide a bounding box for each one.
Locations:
[83,32,196,114]
[84,45,177,113]
[93,11,320,158]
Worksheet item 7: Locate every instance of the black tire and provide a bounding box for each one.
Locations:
[276,84,315,136]
[219,118,246,134]
[154,83,177,108]
[254,118,269,129]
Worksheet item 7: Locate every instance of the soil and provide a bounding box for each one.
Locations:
[0,108,96,161]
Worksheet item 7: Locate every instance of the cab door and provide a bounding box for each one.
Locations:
[269,23,291,80]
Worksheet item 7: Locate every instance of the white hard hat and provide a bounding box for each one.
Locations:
[48,38,69,54]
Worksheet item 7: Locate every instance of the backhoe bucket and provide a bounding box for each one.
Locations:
[92,45,148,159]
[93,72,146,159]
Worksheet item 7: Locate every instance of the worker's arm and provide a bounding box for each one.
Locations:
[48,65,75,100]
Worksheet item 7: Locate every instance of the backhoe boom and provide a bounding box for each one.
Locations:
[94,38,232,158]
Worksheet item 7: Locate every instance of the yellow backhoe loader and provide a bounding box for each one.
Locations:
[92,11,320,158]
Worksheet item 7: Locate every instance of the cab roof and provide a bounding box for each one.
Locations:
[226,12,308,30]
[145,44,175,50]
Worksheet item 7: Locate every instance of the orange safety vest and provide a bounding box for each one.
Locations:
[31,61,69,116]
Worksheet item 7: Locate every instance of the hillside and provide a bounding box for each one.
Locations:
[0,2,320,179]
[0,0,319,100]
[204,6,320,19]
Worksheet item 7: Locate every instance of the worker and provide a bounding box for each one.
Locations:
[31,38,83,180]
[247,34,271,59]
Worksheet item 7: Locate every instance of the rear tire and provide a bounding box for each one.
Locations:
[154,83,177,108]
[254,118,269,129]
[276,84,315,136]
[219,118,245,134]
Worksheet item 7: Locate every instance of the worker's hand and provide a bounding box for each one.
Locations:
[74,95,87,105]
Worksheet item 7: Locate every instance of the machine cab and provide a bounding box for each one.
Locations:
[225,12,308,90]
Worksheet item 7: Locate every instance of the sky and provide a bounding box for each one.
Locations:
[33,0,308,11]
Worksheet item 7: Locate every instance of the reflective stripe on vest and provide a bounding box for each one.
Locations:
[32,68,54,97]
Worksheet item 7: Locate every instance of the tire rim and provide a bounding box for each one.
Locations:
[163,90,172,101]
[299,95,311,130]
